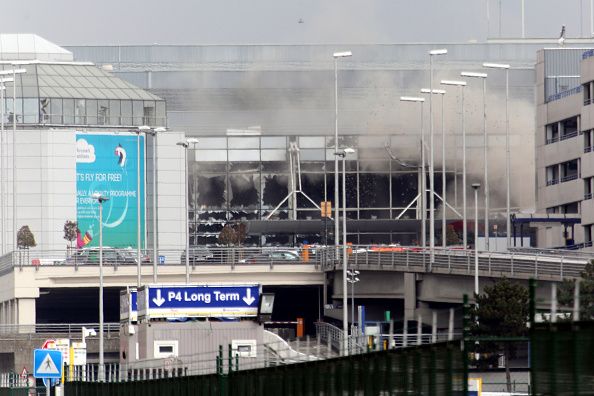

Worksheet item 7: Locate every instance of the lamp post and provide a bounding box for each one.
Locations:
[138,126,166,283]
[3,69,26,253]
[346,269,360,336]
[0,77,13,255]
[91,192,109,382]
[335,147,355,352]
[421,88,447,248]
[441,80,468,248]
[483,63,510,250]
[461,71,489,251]
[400,97,426,252]
[471,183,481,295]
[428,49,447,267]
[333,51,352,253]
[177,138,199,284]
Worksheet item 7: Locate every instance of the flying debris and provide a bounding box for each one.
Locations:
[298,18,304,24]
[558,24,566,46]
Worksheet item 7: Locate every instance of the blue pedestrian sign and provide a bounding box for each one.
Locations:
[137,284,260,319]
[34,349,62,379]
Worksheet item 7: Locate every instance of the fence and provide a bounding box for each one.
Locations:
[64,341,465,396]
[531,321,594,395]
[1,246,587,283]
[0,322,119,336]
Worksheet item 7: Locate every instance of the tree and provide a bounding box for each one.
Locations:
[233,223,248,246]
[445,224,461,245]
[470,279,529,393]
[17,226,37,249]
[218,225,236,246]
[63,220,78,249]
[559,261,594,320]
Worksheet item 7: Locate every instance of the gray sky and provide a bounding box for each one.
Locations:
[3,0,591,45]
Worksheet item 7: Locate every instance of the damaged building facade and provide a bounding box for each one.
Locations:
[65,40,594,246]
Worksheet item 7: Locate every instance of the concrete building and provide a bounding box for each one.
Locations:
[535,47,594,249]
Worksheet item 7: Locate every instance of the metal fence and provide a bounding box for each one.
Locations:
[65,340,465,396]
[0,322,119,336]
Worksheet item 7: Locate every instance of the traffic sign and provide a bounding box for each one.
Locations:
[138,284,260,319]
[20,367,28,380]
[34,349,62,379]
[41,339,55,350]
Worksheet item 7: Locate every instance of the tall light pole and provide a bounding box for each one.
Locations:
[461,71,489,251]
[441,80,468,249]
[136,126,150,288]
[335,146,355,349]
[483,63,511,250]
[400,97,426,251]
[138,126,166,283]
[346,269,360,336]
[333,51,352,254]
[0,78,12,255]
[521,0,526,38]
[9,69,26,253]
[92,192,109,382]
[472,183,480,295]
[177,138,199,284]
[428,49,447,268]
[421,88,447,248]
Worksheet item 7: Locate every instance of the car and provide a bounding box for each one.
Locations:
[63,248,144,265]
[180,248,215,264]
[239,250,301,264]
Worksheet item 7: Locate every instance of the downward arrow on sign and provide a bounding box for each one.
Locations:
[152,289,165,307]
[242,288,255,305]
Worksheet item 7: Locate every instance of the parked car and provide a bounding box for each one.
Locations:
[63,248,148,265]
[239,250,300,264]
[180,248,215,264]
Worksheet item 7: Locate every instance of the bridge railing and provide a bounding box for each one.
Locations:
[329,246,588,280]
[0,322,119,336]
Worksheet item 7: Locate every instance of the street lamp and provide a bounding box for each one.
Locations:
[428,49,447,268]
[0,68,27,253]
[400,97,426,253]
[177,138,199,284]
[483,63,511,250]
[333,51,352,255]
[471,183,481,295]
[137,126,167,283]
[91,192,109,382]
[421,88,447,248]
[346,269,360,336]
[441,80,468,249]
[0,77,13,255]
[461,71,489,251]
[335,146,355,351]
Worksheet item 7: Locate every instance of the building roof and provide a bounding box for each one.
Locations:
[0,34,73,62]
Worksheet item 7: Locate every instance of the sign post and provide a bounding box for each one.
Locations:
[34,349,63,395]
[138,285,260,320]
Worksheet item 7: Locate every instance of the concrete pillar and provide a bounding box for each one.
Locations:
[16,298,35,333]
[404,273,417,321]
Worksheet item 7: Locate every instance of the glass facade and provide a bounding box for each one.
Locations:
[190,135,453,246]
[0,63,165,127]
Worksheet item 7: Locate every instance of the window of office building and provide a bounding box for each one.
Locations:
[546,165,559,185]
[562,202,579,214]
[585,224,592,244]
[561,159,579,182]
[585,81,593,105]
[560,116,579,140]
[546,122,559,144]
[585,130,593,153]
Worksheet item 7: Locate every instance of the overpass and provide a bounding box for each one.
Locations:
[0,246,589,328]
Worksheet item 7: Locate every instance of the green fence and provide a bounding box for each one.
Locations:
[531,321,594,396]
[65,341,464,396]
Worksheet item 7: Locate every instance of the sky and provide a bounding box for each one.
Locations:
[3,0,593,45]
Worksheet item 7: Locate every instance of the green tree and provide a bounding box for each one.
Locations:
[470,279,529,393]
[17,225,37,249]
[559,261,594,320]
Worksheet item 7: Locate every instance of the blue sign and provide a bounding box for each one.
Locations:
[34,349,62,379]
[139,285,260,319]
[76,132,145,249]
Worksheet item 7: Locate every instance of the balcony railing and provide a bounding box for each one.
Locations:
[560,130,579,141]
[561,174,579,183]
[546,136,559,145]
[547,179,560,186]
[584,146,592,153]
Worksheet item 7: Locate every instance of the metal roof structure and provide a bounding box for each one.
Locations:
[0,34,73,62]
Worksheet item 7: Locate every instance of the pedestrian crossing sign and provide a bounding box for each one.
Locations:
[34,349,62,379]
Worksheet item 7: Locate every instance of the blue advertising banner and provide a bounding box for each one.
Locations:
[76,133,145,248]
[138,285,260,319]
